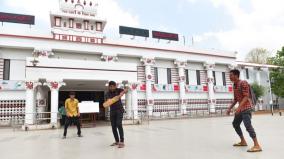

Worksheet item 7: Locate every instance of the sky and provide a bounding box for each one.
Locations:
[0,0,284,60]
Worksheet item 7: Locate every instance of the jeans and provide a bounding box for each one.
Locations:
[110,109,124,142]
[63,116,81,137]
[232,110,256,139]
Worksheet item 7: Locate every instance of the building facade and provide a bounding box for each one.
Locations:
[0,0,279,128]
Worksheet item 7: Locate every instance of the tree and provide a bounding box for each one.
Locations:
[245,48,270,64]
[251,83,265,100]
[267,47,284,98]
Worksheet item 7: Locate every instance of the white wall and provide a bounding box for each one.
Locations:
[152,92,179,99]
[0,91,25,100]
[214,93,233,99]
[157,68,168,84]
[0,48,31,60]
[187,62,204,70]
[188,70,197,85]
[184,92,208,99]
[10,60,26,80]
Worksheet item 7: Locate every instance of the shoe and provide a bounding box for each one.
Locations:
[78,134,83,137]
[62,136,66,139]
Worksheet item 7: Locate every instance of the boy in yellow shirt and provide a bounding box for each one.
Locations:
[62,92,82,139]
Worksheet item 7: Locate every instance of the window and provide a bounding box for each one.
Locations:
[222,72,226,86]
[167,68,172,84]
[76,23,82,29]
[3,59,10,80]
[55,17,61,27]
[245,68,249,79]
[91,25,94,30]
[185,69,189,85]
[214,71,224,86]
[154,67,158,84]
[196,70,201,85]
[96,22,102,31]
[213,71,216,85]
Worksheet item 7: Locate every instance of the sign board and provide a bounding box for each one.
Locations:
[78,101,99,113]
[0,12,35,25]
[119,26,149,37]
[152,31,179,41]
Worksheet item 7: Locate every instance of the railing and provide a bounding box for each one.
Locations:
[9,112,60,131]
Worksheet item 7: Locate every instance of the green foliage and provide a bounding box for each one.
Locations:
[251,83,265,100]
[267,46,284,98]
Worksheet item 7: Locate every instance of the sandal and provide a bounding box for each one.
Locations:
[247,146,262,152]
[110,142,119,146]
[233,142,248,147]
[118,142,125,148]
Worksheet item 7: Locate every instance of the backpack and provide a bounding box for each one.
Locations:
[238,81,257,107]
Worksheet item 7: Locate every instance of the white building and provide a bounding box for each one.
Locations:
[0,0,279,128]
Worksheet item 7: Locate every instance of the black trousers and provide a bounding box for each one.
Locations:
[232,110,256,139]
[110,109,124,142]
[63,116,81,137]
[60,115,66,126]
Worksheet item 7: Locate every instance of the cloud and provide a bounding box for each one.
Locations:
[192,0,284,60]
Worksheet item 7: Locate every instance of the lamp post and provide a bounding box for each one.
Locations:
[270,77,274,115]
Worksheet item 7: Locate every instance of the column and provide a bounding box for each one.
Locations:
[204,63,216,113]
[25,81,41,125]
[45,81,65,126]
[125,88,132,119]
[131,83,139,119]
[175,61,187,114]
[266,68,273,110]
[255,67,262,110]
[141,58,155,116]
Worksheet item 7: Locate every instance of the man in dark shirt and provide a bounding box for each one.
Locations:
[105,81,128,148]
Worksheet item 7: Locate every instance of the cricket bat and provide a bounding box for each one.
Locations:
[103,95,120,108]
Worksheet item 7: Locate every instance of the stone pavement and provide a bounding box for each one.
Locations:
[0,115,283,159]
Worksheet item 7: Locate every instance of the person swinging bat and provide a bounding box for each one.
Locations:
[104,81,128,148]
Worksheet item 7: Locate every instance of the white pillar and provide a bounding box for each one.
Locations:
[25,81,40,125]
[204,63,216,113]
[45,81,65,126]
[267,68,273,108]
[175,61,187,114]
[131,83,139,119]
[125,90,132,119]
[141,58,155,116]
[50,89,59,124]
[255,67,262,110]
[256,67,261,85]
[239,67,245,80]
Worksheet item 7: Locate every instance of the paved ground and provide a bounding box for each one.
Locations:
[0,115,283,159]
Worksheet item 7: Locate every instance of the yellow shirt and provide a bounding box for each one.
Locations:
[65,98,79,117]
